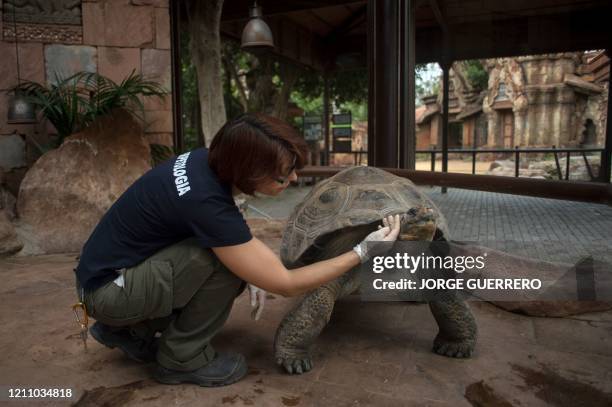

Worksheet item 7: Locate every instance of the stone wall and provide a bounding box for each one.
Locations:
[0,0,173,197]
[483,53,606,149]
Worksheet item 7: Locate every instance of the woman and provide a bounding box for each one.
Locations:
[75,113,400,387]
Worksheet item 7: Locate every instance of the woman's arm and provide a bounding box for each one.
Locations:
[212,214,401,297]
[212,237,360,297]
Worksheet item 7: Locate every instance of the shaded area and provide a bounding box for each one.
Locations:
[512,364,612,407]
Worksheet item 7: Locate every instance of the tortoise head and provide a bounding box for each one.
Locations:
[398,206,438,241]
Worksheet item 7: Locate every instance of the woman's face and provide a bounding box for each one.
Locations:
[255,160,298,196]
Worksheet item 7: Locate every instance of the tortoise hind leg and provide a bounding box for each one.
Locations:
[429,296,477,358]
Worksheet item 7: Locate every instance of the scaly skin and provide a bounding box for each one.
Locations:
[430,296,477,358]
[273,273,355,374]
[275,221,478,375]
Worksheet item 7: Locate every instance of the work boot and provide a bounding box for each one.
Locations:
[154,352,247,387]
[89,321,158,363]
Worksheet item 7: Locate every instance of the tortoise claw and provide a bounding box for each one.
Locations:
[276,355,313,375]
[432,335,475,359]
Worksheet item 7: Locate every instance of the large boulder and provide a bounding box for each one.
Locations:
[17,109,152,254]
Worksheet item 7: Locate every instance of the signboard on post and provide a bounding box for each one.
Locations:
[332,127,352,138]
[303,116,322,141]
[332,113,352,125]
[304,116,323,141]
[333,138,352,153]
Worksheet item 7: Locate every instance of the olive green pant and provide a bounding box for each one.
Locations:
[83,238,245,371]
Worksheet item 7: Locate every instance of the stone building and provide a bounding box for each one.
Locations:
[0,0,173,197]
[416,60,489,150]
[416,51,609,150]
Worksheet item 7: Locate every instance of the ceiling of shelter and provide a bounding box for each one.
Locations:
[219,0,612,71]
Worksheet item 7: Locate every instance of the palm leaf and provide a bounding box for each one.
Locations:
[13,70,167,146]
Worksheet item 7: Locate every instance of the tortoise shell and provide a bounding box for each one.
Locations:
[280,166,449,266]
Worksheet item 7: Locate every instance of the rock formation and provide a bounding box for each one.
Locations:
[17,109,151,254]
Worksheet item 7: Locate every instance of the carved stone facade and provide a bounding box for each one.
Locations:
[2,0,82,25]
[2,0,82,44]
[417,51,608,150]
[483,53,607,148]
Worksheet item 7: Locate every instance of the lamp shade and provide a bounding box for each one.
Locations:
[7,90,37,124]
[241,4,274,50]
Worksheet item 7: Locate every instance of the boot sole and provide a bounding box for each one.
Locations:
[154,357,248,387]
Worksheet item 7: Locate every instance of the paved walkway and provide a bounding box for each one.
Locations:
[246,185,612,265]
[425,187,612,265]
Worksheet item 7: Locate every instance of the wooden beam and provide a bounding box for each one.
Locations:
[221,1,365,22]
[323,4,367,43]
[334,5,612,67]
[427,0,448,34]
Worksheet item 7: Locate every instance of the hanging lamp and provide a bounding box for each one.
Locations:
[7,3,37,124]
[240,1,274,51]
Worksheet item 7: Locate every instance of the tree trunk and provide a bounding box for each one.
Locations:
[273,63,299,121]
[247,56,276,113]
[186,0,226,146]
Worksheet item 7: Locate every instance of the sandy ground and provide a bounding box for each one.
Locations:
[415,159,491,174]
[0,219,611,406]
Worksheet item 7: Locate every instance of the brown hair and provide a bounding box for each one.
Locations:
[209,113,309,195]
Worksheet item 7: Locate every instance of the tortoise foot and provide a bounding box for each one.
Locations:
[275,349,313,375]
[432,334,475,358]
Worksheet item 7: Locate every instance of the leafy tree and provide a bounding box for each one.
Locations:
[464,60,488,91]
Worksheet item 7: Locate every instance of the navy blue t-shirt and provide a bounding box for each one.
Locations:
[76,148,252,292]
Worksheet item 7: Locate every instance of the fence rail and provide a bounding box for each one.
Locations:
[417,146,605,181]
[324,146,608,181]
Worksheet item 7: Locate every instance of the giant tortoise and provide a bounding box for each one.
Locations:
[274,166,477,374]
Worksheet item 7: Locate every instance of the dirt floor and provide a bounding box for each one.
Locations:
[415,159,491,174]
[1,219,611,406]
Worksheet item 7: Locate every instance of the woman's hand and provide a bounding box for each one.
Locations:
[248,284,266,321]
[352,214,402,262]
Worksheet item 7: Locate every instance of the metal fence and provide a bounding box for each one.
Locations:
[418,146,605,181]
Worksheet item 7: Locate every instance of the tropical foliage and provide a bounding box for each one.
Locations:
[15,71,166,146]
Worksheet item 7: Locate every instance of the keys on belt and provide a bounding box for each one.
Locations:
[72,286,89,351]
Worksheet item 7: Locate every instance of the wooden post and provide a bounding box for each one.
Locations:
[399,0,416,169]
[323,74,330,166]
[601,48,612,183]
[441,60,450,193]
[170,0,184,152]
[367,0,407,168]
[514,146,520,177]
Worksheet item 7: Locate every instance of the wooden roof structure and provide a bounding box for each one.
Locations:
[220,0,612,71]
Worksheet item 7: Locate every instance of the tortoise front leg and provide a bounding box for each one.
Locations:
[274,273,356,375]
[429,296,477,358]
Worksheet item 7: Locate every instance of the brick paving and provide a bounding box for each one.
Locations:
[425,187,612,265]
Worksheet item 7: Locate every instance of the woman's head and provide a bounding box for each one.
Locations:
[209,113,309,196]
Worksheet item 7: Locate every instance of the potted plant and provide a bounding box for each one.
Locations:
[14,71,166,147]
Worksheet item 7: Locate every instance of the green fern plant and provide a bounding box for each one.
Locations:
[14,71,166,146]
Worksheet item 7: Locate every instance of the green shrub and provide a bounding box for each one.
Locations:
[15,71,166,146]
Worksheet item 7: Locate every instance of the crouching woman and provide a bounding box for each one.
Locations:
[75,113,400,387]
